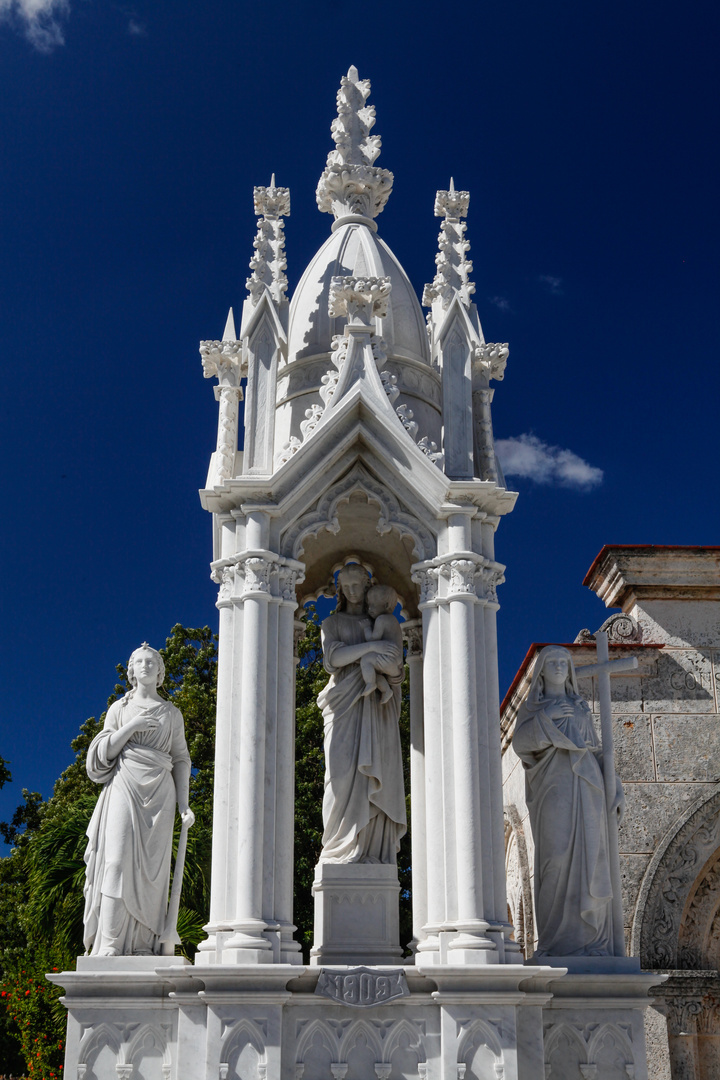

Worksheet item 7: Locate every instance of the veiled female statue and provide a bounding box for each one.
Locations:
[317,564,406,864]
[512,646,624,957]
[83,643,194,956]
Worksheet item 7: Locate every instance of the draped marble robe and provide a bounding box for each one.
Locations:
[83,697,191,955]
[512,667,613,956]
[317,611,406,863]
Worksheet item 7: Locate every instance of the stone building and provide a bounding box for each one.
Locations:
[501,545,720,1080]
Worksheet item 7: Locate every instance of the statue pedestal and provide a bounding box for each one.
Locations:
[310,862,403,966]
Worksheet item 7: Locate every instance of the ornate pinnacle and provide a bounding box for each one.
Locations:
[422,179,476,310]
[246,176,290,306]
[316,67,394,222]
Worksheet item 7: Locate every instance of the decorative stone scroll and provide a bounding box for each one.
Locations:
[315,967,409,1007]
[575,612,643,645]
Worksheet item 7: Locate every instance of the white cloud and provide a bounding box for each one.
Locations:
[495,434,603,490]
[539,274,563,295]
[488,295,511,312]
[0,0,69,52]
[128,18,146,35]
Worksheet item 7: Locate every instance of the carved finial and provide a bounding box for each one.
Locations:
[316,67,394,222]
[422,183,475,310]
[246,180,290,306]
[473,342,509,383]
[328,276,391,325]
[222,307,236,342]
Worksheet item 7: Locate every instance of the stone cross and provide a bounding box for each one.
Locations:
[575,629,639,955]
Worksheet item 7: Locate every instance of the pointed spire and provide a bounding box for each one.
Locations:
[316,67,393,223]
[422,182,475,310]
[222,307,236,342]
[246,179,290,306]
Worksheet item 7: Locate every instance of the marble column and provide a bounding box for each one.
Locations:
[199,508,304,963]
[404,620,427,953]
[412,508,506,964]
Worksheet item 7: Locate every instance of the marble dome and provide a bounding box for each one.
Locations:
[286,220,430,368]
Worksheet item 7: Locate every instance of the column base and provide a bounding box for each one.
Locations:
[310,862,403,966]
[416,927,500,965]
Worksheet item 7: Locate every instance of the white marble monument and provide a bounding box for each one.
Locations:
[50,67,661,1080]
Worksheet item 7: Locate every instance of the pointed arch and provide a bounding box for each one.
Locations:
[586,1022,634,1067]
[78,1022,122,1065]
[295,1018,339,1064]
[283,462,434,565]
[338,1017,384,1063]
[457,1018,503,1064]
[633,786,720,967]
[126,1023,171,1067]
[382,1018,427,1065]
[504,804,535,958]
[220,1018,267,1066]
[543,1022,588,1065]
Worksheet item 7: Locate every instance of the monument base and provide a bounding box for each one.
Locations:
[527,953,642,974]
[49,960,662,1079]
[310,861,403,966]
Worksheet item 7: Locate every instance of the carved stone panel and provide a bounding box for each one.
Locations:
[643,650,714,714]
[315,968,409,1008]
[652,715,720,782]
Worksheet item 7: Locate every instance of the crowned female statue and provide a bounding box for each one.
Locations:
[512,646,624,957]
[83,643,194,956]
[317,564,406,864]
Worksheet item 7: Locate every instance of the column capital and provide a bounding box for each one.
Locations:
[413,552,500,605]
[403,620,423,657]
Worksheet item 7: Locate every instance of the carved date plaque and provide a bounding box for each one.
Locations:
[315,967,409,1007]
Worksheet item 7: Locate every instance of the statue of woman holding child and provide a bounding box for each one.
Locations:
[317,564,406,864]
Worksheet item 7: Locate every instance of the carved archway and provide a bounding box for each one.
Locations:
[504,806,534,959]
[633,787,720,968]
[281,463,436,617]
[457,1018,504,1080]
[78,1022,122,1066]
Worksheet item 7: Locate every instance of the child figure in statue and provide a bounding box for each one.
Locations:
[317,564,406,864]
[362,584,403,703]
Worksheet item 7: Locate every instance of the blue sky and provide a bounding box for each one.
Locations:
[1,0,718,834]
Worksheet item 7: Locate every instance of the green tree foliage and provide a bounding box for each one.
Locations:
[293,607,329,957]
[0,617,413,1072]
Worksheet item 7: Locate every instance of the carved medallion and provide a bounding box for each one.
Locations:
[315,967,409,1007]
